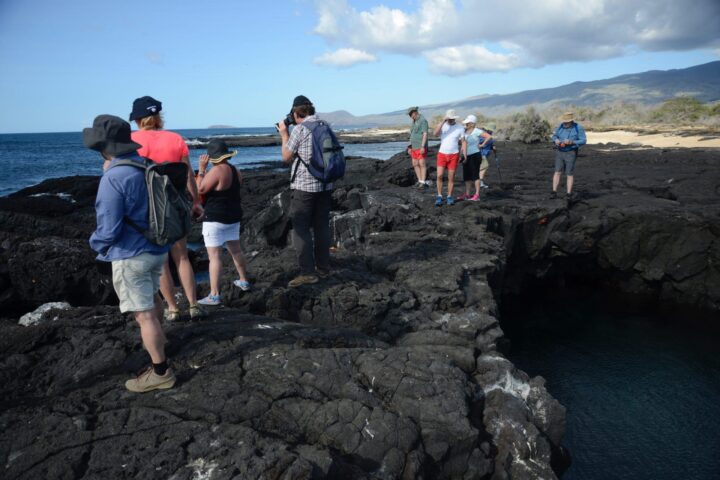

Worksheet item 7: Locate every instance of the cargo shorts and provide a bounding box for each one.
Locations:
[555,150,577,175]
[111,252,166,313]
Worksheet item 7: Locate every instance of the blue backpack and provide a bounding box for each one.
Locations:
[292,120,345,185]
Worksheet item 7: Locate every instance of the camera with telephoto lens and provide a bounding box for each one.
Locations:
[275,113,296,132]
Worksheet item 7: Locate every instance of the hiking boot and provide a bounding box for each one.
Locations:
[421,182,429,189]
[549,191,558,199]
[233,279,251,291]
[125,367,176,393]
[566,192,576,201]
[197,294,221,306]
[188,304,207,320]
[446,196,455,206]
[435,195,443,207]
[288,275,319,288]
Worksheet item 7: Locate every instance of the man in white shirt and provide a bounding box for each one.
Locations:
[432,109,466,206]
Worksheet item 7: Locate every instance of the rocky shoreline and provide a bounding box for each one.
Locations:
[1,141,718,479]
[186,130,410,149]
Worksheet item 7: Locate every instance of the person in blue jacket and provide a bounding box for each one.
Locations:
[551,112,586,199]
[84,114,175,393]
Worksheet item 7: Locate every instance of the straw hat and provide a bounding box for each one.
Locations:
[207,139,237,164]
[484,122,497,132]
[445,109,460,120]
[560,112,575,122]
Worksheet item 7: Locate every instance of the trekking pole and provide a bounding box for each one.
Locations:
[493,150,503,184]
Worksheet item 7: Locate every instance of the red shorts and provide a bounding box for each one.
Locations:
[437,152,459,170]
[410,148,426,160]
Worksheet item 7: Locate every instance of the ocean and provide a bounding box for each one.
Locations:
[502,290,720,480]
[0,128,409,196]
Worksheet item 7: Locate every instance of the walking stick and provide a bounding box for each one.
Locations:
[493,148,503,185]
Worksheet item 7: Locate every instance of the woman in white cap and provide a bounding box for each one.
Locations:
[459,114,492,201]
[432,109,466,206]
[195,139,251,306]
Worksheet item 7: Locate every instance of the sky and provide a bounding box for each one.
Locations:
[0,0,719,133]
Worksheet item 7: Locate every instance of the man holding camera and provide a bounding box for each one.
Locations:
[278,95,332,288]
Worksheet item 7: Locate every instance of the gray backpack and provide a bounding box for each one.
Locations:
[112,159,192,246]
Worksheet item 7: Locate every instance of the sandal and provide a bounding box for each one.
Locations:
[188,304,207,319]
[164,309,180,322]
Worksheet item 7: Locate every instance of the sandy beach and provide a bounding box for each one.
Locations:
[347,126,720,149]
[587,129,720,148]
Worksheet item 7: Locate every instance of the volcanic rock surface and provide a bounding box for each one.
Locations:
[1,141,718,479]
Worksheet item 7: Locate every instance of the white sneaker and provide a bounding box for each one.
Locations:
[480,181,489,189]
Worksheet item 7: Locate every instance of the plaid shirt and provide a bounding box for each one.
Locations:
[286,115,333,192]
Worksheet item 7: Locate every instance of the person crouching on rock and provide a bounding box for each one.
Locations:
[433,109,466,206]
[551,112,587,200]
[458,114,492,201]
[406,106,429,189]
[129,95,206,321]
[278,95,332,288]
[195,139,251,305]
[84,115,176,393]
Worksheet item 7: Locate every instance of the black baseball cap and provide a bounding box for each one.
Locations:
[292,95,312,107]
[129,96,162,121]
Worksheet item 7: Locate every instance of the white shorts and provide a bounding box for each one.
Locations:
[111,252,166,313]
[202,221,241,247]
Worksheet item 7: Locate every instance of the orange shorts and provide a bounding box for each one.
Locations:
[410,148,426,160]
[437,152,459,170]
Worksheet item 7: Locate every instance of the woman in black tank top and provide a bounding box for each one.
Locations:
[196,140,251,306]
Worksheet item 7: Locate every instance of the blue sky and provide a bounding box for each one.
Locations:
[0,0,718,133]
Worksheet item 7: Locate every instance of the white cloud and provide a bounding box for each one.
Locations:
[313,48,377,68]
[424,45,521,75]
[312,0,720,75]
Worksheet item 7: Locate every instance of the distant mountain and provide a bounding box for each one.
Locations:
[323,61,720,127]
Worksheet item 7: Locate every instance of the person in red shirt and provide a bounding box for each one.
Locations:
[130,96,205,320]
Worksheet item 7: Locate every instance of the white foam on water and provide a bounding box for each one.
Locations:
[29,192,76,203]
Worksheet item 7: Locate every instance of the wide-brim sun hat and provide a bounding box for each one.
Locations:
[462,114,477,125]
[560,112,575,122]
[445,109,460,120]
[485,122,497,131]
[207,139,237,164]
[83,114,142,157]
[407,106,419,116]
[129,96,163,121]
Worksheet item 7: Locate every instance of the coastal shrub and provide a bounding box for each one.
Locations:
[649,97,708,123]
[501,107,552,143]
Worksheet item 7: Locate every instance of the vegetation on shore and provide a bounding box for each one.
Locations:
[425,97,720,144]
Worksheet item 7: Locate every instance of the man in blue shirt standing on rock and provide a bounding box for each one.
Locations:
[84,114,175,393]
[551,112,586,200]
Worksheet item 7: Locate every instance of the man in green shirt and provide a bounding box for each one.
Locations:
[406,106,429,189]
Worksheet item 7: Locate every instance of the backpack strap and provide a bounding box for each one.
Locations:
[107,158,149,234]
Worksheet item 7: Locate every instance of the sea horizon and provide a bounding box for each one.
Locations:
[0,128,407,196]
